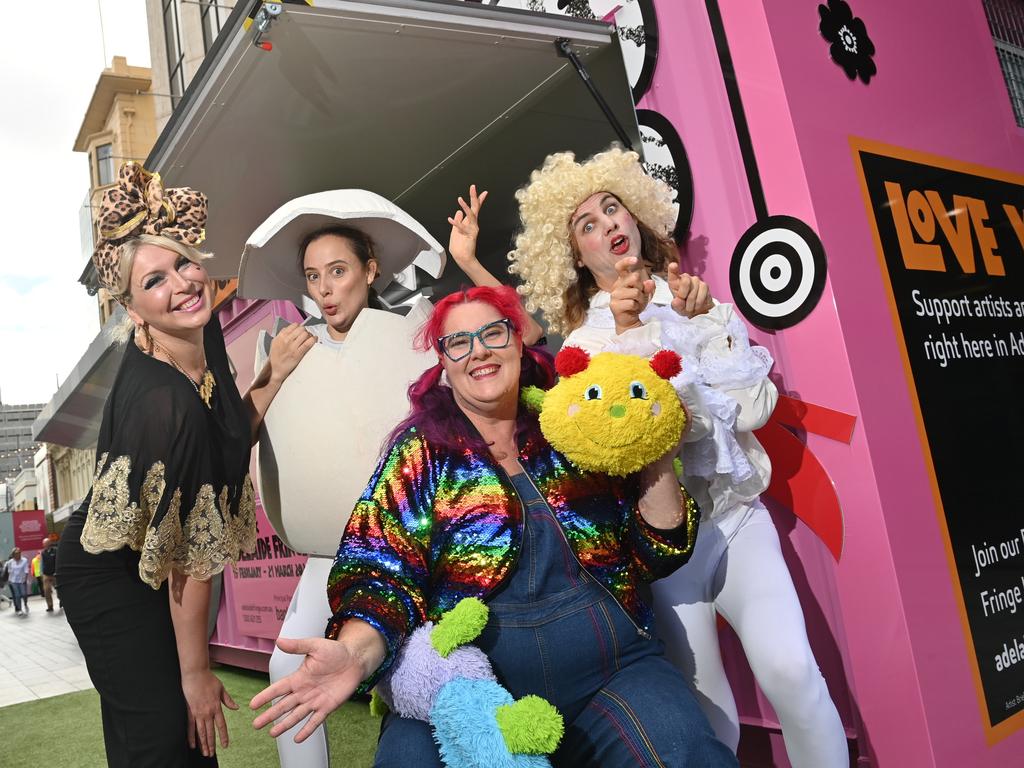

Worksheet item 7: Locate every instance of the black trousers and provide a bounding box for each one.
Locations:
[59,518,217,768]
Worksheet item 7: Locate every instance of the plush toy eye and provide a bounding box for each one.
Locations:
[585,385,603,401]
[629,381,648,400]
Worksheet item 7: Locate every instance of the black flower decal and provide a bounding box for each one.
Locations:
[818,0,876,84]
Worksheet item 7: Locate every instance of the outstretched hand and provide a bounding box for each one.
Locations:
[666,262,713,318]
[610,256,655,335]
[448,184,489,269]
[250,636,366,743]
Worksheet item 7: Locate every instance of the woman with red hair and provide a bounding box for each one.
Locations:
[253,285,737,767]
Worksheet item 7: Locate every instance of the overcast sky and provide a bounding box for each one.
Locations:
[0,1,151,406]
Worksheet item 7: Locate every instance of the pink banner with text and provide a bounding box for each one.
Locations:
[225,503,307,640]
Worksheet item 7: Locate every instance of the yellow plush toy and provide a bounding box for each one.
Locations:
[523,347,687,476]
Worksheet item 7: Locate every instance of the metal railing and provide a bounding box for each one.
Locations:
[983,0,1024,126]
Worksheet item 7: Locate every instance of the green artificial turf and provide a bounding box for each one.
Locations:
[0,666,380,768]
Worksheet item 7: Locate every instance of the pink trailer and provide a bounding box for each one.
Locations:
[148,1,1024,764]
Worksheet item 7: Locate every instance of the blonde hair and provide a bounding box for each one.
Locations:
[107,233,212,343]
[507,146,678,336]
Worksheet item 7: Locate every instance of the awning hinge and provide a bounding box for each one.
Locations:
[252,2,283,51]
[555,38,634,151]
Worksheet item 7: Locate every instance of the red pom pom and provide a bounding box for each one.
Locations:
[650,349,682,380]
[555,346,591,377]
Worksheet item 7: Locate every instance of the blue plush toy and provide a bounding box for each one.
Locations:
[374,598,564,768]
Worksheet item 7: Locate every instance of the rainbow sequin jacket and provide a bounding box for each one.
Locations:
[326,427,699,690]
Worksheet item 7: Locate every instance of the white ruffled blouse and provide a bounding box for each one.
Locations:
[562,275,777,520]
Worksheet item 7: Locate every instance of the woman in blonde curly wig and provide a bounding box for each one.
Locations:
[508,147,848,768]
[507,147,694,337]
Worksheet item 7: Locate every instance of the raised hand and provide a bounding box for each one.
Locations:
[448,184,489,270]
[666,262,713,318]
[251,636,366,743]
[610,256,655,335]
[268,323,316,385]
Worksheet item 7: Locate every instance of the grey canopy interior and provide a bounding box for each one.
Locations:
[147,0,641,299]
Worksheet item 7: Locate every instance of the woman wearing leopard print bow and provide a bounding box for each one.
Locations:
[58,163,311,767]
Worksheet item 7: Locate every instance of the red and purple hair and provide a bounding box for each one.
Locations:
[387,285,555,454]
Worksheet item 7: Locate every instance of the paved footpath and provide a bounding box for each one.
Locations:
[0,592,94,708]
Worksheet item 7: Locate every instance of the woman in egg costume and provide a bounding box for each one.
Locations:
[238,188,447,768]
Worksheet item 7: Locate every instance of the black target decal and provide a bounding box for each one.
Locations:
[636,109,693,244]
[729,215,827,330]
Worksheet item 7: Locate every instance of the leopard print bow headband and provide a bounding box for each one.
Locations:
[92,162,208,295]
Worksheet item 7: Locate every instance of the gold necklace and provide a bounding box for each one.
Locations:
[150,339,216,408]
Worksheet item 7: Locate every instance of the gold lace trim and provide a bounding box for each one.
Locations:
[81,452,257,589]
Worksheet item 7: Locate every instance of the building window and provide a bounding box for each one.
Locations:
[983,0,1024,127]
[201,0,226,54]
[95,143,114,187]
[164,0,185,107]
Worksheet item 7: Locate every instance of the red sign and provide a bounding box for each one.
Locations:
[13,509,47,551]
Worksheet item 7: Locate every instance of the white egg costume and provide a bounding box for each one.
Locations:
[238,190,445,768]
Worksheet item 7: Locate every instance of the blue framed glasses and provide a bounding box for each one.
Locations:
[437,318,514,362]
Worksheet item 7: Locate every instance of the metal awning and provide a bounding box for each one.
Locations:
[147,0,640,290]
[32,312,125,449]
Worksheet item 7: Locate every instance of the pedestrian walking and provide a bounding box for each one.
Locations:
[41,537,59,612]
[4,548,31,616]
[31,549,44,598]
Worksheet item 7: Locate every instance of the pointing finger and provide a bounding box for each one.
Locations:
[614,271,641,291]
[614,256,639,278]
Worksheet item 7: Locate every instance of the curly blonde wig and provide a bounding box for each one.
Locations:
[507,146,677,336]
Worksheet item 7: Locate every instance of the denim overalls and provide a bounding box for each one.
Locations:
[375,470,736,768]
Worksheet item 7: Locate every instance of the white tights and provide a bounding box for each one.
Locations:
[268,556,334,768]
[651,503,848,767]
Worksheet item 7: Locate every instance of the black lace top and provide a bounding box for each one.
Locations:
[70,318,256,588]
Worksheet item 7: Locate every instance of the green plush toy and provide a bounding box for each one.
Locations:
[523,347,687,476]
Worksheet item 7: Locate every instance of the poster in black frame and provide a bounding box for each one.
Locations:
[853,138,1024,733]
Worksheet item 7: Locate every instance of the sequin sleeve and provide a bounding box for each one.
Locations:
[626,485,700,582]
[325,428,434,691]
